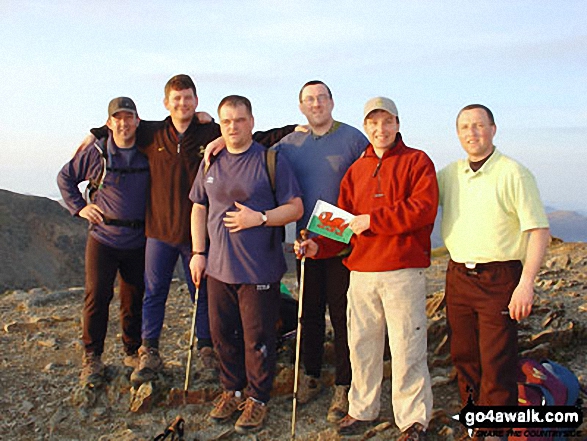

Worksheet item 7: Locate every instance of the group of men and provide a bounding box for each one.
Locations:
[58,74,550,440]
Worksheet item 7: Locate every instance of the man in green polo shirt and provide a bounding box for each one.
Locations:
[437,104,550,439]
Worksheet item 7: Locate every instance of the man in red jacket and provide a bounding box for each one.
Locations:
[296,97,437,440]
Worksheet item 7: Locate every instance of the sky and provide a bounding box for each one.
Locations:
[0,0,586,212]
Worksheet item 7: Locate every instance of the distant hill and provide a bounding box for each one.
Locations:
[0,189,87,292]
[1,189,585,292]
[547,210,587,242]
[431,209,587,248]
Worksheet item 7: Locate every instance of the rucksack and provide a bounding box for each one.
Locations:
[516,358,581,440]
[84,139,149,203]
[204,148,284,244]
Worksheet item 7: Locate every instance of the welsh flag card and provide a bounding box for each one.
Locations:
[306,200,355,243]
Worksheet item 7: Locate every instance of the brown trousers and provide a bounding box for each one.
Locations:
[83,235,144,356]
[445,259,522,406]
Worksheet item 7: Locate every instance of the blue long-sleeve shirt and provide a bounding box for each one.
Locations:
[57,133,149,249]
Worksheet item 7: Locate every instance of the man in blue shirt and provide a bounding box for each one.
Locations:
[272,81,369,422]
[190,95,303,434]
[58,97,149,386]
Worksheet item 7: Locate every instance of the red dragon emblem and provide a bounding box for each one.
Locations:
[317,212,349,235]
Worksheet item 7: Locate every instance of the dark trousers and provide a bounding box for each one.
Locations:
[208,277,281,403]
[296,256,351,385]
[445,259,522,406]
[83,235,144,355]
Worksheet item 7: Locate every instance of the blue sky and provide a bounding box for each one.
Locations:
[1,0,585,212]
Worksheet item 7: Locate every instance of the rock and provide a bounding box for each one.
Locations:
[426,291,445,317]
[433,334,449,356]
[26,288,83,308]
[129,382,154,413]
[545,255,571,270]
[520,343,551,360]
[37,337,59,349]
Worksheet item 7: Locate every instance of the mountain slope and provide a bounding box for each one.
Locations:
[0,189,87,292]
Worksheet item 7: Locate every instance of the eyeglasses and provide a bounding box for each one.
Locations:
[301,94,330,105]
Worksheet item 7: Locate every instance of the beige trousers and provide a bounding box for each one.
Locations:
[347,268,432,431]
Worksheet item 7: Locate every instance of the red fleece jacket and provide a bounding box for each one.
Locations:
[315,134,438,272]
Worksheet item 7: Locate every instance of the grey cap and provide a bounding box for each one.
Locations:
[363,96,398,119]
[108,97,137,117]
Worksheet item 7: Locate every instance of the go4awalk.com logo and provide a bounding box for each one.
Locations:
[452,397,584,439]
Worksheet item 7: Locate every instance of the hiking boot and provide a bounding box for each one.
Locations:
[123,352,140,369]
[209,390,244,422]
[327,384,350,422]
[80,353,105,387]
[397,422,427,441]
[130,346,163,387]
[295,373,322,404]
[337,414,375,436]
[234,397,268,435]
[198,346,219,381]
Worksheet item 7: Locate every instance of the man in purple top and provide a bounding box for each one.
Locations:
[190,95,303,434]
[57,97,149,386]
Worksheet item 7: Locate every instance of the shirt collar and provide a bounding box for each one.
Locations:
[461,147,501,175]
[311,120,341,140]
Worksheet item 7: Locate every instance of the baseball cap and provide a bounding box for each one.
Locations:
[363,97,398,119]
[108,97,137,117]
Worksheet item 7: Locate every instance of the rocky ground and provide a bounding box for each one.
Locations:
[1,242,586,440]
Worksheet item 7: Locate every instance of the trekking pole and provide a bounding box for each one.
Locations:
[184,286,199,399]
[291,230,308,440]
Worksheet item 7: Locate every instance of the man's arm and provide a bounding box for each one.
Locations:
[223,197,303,233]
[253,124,297,147]
[57,137,104,223]
[204,124,298,164]
[189,203,208,287]
[508,227,551,321]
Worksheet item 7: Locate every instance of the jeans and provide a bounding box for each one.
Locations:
[141,237,211,347]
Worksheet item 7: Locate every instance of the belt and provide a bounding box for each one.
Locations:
[450,259,521,275]
[103,218,145,229]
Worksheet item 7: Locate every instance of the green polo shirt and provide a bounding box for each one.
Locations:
[438,149,549,264]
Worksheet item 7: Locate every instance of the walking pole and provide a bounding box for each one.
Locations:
[291,231,308,440]
[184,286,199,400]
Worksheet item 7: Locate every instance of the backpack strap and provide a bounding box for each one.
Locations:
[84,140,108,203]
[265,149,277,193]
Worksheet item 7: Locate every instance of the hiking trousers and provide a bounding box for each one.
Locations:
[347,268,432,432]
[296,256,351,386]
[445,259,521,407]
[83,235,144,355]
[207,277,281,404]
[141,238,211,347]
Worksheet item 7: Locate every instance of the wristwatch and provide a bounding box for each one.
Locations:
[260,211,267,227]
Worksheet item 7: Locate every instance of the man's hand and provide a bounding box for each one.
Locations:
[204,137,226,165]
[79,204,104,224]
[223,202,263,232]
[508,278,534,321]
[195,111,213,124]
[189,254,207,288]
[349,214,370,235]
[294,238,318,259]
[294,124,310,133]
